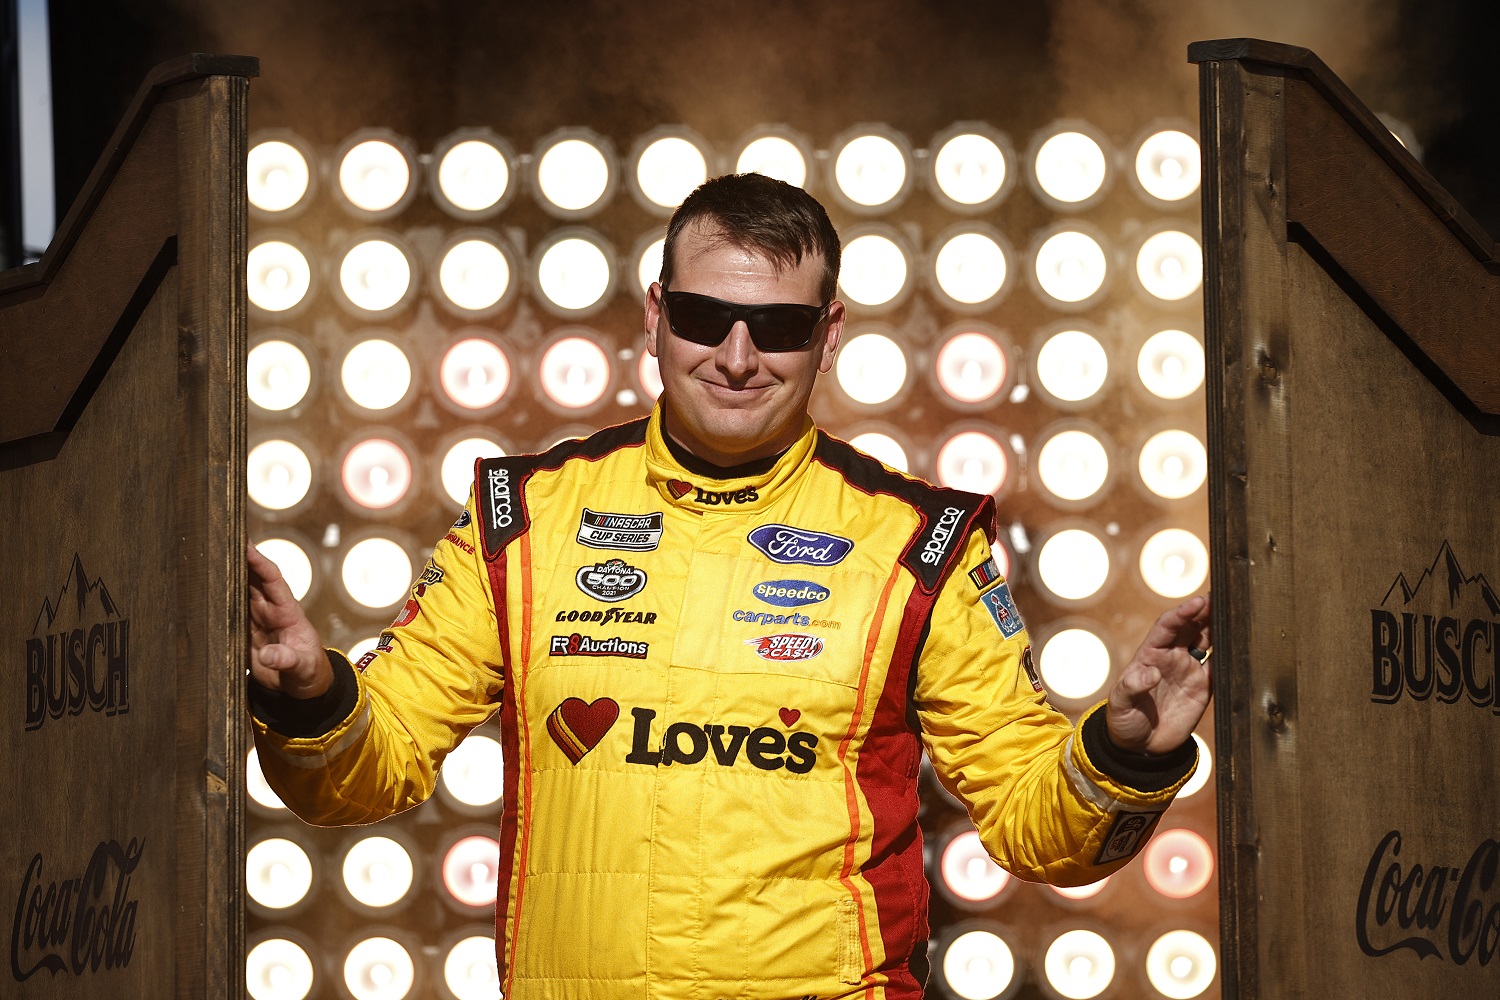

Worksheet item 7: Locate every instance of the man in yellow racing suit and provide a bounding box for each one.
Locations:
[247,173,1212,1000]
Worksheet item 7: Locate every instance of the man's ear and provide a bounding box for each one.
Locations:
[644,281,663,357]
[816,300,846,375]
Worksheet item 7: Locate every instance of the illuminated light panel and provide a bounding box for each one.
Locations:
[444,936,501,1000]
[941,930,1016,1000]
[1034,231,1107,304]
[537,236,613,312]
[339,139,411,212]
[540,336,611,409]
[1034,131,1107,204]
[1143,829,1215,899]
[442,836,501,908]
[934,232,1007,305]
[940,830,1010,903]
[343,937,414,1000]
[1139,430,1207,499]
[637,237,665,295]
[1043,929,1115,1000]
[247,340,311,411]
[1146,930,1217,999]
[342,438,412,510]
[342,538,412,609]
[247,241,311,312]
[1137,329,1205,399]
[636,136,709,209]
[341,339,411,410]
[839,233,909,307]
[440,733,505,808]
[850,432,908,473]
[248,140,310,213]
[638,352,663,400]
[1036,330,1108,403]
[936,332,1006,405]
[1135,130,1201,202]
[736,135,807,187]
[834,133,908,208]
[254,539,312,602]
[440,339,510,410]
[246,838,313,910]
[439,239,510,312]
[437,139,508,212]
[836,333,907,405]
[247,440,312,511]
[1052,875,1110,901]
[933,132,1007,206]
[1037,529,1109,601]
[441,438,504,506]
[246,748,287,811]
[246,938,314,1000]
[536,138,611,212]
[342,836,414,908]
[1039,628,1110,700]
[936,431,1007,495]
[1137,230,1204,301]
[1140,528,1209,598]
[1180,734,1212,798]
[1036,430,1109,502]
[339,240,412,313]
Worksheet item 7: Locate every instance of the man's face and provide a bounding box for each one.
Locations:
[644,221,845,467]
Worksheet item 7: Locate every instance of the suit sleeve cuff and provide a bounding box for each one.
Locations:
[1080,705,1196,793]
[247,649,360,739]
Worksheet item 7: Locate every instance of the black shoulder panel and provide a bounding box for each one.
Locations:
[476,418,649,561]
[812,432,996,593]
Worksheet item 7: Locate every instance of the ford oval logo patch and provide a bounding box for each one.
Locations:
[752,579,831,607]
[747,525,853,566]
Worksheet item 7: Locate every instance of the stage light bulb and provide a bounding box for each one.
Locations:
[1037,430,1109,502]
[1039,628,1110,700]
[1052,875,1110,901]
[339,140,410,212]
[246,939,314,1000]
[935,332,1006,405]
[1136,131,1201,202]
[439,239,510,312]
[1035,131,1107,204]
[941,930,1016,1000]
[1037,529,1109,601]
[440,339,510,410]
[247,241,310,312]
[339,240,411,313]
[849,432,908,473]
[440,438,503,506]
[638,237,665,295]
[637,136,708,208]
[1044,930,1114,999]
[342,538,411,609]
[1034,231,1108,303]
[1147,930,1216,998]
[1144,829,1215,899]
[254,539,312,602]
[940,830,1010,903]
[1036,330,1108,403]
[1180,734,1212,798]
[936,432,1007,495]
[340,339,411,410]
[639,352,663,400]
[537,236,612,311]
[246,838,313,910]
[1139,430,1206,499]
[444,936,501,1000]
[438,139,508,212]
[247,340,311,411]
[342,837,414,908]
[1140,528,1208,598]
[835,134,907,207]
[246,748,287,811]
[836,333,907,405]
[736,135,807,187]
[540,336,611,408]
[934,133,1007,206]
[248,141,310,213]
[537,138,610,212]
[1137,231,1203,301]
[344,937,414,1000]
[934,232,1007,305]
[1137,330,1205,399]
[442,835,502,908]
[247,440,312,511]
[342,439,412,510]
[440,733,505,807]
[839,234,908,307]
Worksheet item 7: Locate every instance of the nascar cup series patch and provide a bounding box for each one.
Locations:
[979,582,1026,638]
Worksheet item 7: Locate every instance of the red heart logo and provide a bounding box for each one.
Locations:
[667,479,693,499]
[779,707,801,727]
[547,697,620,764]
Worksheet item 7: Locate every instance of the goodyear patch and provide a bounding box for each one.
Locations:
[980,582,1026,638]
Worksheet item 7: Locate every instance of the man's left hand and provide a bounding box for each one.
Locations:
[1106,594,1212,755]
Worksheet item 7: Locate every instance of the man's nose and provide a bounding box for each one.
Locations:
[715,321,758,379]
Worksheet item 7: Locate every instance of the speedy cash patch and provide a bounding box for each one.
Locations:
[980,582,1026,638]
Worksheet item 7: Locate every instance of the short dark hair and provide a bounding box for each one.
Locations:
[659,173,841,304]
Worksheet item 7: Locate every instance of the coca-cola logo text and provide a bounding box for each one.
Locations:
[1356,829,1500,965]
[10,838,143,981]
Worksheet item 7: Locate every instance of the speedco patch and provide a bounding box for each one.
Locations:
[980,582,1026,639]
[575,558,647,602]
[550,633,649,659]
[746,524,852,566]
[744,632,824,661]
[752,579,830,607]
[577,509,664,551]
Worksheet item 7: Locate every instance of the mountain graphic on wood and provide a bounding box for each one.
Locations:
[32,554,122,635]
[1379,541,1500,616]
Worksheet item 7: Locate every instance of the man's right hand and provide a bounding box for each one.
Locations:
[248,542,332,699]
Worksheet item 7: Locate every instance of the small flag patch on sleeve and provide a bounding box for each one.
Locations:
[980,582,1027,638]
[968,556,1003,592]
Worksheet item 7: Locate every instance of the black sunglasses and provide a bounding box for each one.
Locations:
[660,289,829,353]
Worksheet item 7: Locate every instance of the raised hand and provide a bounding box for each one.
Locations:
[1106,594,1212,755]
[248,542,332,699]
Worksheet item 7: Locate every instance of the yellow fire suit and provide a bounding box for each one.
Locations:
[250,407,1196,1000]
